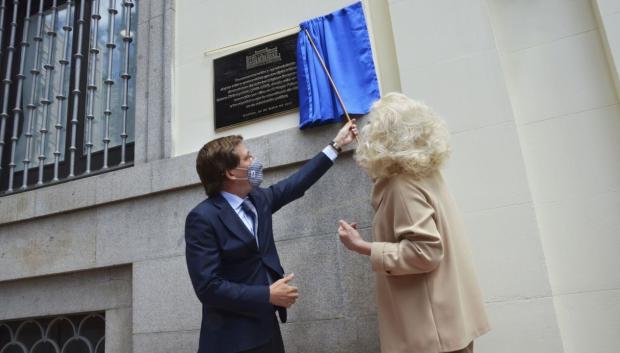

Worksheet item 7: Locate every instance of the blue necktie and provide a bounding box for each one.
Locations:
[243,200,270,283]
[241,199,258,245]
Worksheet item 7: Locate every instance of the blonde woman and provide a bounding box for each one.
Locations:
[338,93,490,353]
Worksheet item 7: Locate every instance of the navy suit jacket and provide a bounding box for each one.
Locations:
[185,152,334,353]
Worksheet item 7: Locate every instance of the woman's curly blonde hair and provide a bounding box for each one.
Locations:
[355,92,451,180]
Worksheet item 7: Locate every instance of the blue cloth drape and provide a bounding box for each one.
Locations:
[296,2,380,129]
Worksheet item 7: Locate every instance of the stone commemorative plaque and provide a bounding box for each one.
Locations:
[213,33,299,130]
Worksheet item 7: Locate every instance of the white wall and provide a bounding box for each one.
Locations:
[487,1,620,352]
[595,0,620,101]
[173,0,400,157]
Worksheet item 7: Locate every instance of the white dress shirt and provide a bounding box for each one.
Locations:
[220,191,256,236]
[322,146,339,161]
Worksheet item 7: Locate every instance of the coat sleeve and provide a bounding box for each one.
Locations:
[262,152,334,213]
[370,181,444,276]
[185,210,270,311]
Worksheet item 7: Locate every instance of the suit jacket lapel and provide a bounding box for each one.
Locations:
[211,194,259,252]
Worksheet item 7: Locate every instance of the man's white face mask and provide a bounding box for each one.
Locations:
[234,159,264,187]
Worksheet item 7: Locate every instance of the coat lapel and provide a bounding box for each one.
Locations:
[211,194,259,252]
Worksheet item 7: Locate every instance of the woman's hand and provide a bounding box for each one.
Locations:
[338,220,371,256]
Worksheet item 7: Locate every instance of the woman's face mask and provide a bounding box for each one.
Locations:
[234,159,264,187]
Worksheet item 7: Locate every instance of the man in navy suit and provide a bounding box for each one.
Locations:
[185,121,357,353]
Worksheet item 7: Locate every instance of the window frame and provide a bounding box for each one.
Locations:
[0,0,135,194]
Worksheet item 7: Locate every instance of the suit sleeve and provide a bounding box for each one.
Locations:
[185,211,270,311]
[263,152,334,213]
[370,181,444,276]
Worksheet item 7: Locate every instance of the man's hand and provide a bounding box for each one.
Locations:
[269,273,299,308]
[333,119,359,147]
[338,220,371,256]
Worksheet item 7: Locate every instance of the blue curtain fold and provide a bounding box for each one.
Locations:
[297,1,381,129]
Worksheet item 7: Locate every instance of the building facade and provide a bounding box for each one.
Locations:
[1,1,619,352]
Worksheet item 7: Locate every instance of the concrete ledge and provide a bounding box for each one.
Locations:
[0,266,131,320]
[94,188,203,267]
[0,124,348,225]
[0,211,98,281]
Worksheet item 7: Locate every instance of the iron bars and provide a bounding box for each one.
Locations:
[0,0,137,194]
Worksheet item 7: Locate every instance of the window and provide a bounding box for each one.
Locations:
[0,312,105,353]
[0,0,137,194]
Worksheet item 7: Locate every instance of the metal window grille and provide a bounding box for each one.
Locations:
[0,0,137,195]
[0,312,105,353]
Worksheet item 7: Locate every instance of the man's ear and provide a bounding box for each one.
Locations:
[224,169,237,181]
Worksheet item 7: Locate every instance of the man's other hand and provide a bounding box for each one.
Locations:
[269,273,299,308]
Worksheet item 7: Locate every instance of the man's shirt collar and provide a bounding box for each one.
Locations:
[220,191,245,210]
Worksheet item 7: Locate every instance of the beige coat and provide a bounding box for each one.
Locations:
[369,172,490,353]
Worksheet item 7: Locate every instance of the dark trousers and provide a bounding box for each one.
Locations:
[239,315,285,353]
